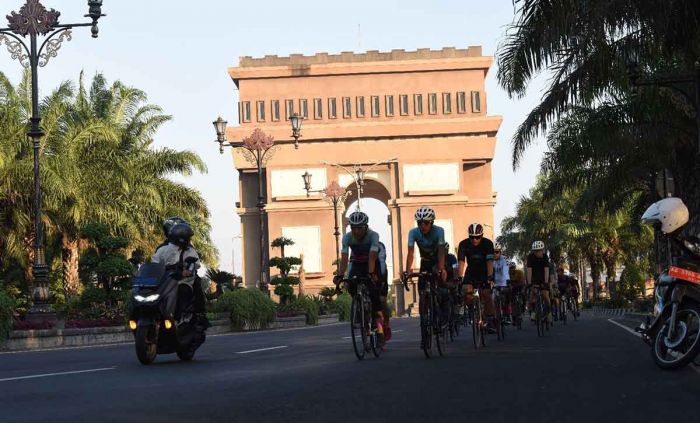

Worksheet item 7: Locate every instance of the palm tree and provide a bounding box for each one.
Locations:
[498,0,700,230]
[1,71,218,298]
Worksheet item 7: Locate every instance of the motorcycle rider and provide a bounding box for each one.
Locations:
[151,220,207,325]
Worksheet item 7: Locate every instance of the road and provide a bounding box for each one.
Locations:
[1,314,699,423]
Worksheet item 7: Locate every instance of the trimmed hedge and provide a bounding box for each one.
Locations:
[214,288,276,330]
[0,291,15,339]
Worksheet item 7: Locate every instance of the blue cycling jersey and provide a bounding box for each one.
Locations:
[407,225,445,261]
[341,229,380,263]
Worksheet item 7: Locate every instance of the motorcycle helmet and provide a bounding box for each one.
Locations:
[641,197,689,234]
[163,216,188,237]
[168,223,194,247]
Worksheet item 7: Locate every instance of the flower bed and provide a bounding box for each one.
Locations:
[12,319,55,331]
[65,319,124,328]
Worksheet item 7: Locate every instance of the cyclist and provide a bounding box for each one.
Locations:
[557,267,580,316]
[493,244,512,324]
[527,241,551,322]
[334,211,386,346]
[509,261,526,322]
[457,223,496,333]
[403,206,447,348]
[549,261,561,320]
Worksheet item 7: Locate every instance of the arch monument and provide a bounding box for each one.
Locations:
[226,47,502,312]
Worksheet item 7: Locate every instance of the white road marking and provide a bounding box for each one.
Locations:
[608,319,700,375]
[0,367,115,382]
[235,345,288,354]
[607,319,642,338]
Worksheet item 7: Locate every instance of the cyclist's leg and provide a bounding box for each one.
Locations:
[542,288,551,318]
[528,285,538,320]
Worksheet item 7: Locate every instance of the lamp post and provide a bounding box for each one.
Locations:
[213,118,301,294]
[0,0,105,318]
[321,159,395,211]
[627,59,700,155]
[302,175,349,265]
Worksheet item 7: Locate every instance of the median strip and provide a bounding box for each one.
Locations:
[0,367,116,383]
[235,346,288,354]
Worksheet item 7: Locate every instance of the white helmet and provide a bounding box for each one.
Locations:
[531,240,545,251]
[415,206,436,222]
[348,211,369,226]
[641,197,689,234]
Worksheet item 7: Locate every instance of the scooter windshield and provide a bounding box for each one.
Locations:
[134,262,167,286]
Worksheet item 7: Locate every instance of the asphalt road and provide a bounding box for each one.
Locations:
[2,314,699,423]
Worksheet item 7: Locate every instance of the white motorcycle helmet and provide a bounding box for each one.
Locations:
[641,197,689,234]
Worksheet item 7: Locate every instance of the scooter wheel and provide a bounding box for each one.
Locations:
[177,349,195,361]
[135,326,157,365]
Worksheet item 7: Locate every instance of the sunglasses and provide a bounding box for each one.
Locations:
[469,236,482,240]
[494,250,501,254]
[418,221,432,226]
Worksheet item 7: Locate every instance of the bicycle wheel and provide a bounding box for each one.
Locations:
[434,291,448,357]
[571,299,579,321]
[350,295,367,360]
[560,299,567,325]
[495,294,504,341]
[420,291,433,358]
[369,298,382,358]
[471,302,481,349]
[536,295,544,338]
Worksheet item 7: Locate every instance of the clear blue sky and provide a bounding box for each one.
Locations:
[1,0,548,273]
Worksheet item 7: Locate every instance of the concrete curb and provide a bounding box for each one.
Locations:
[1,313,341,352]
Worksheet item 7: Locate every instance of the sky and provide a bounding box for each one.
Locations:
[1,0,549,273]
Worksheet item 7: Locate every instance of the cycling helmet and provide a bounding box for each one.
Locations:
[508,261,516,269]
[163,216,187,237]
[531,240,545,251]
[468,223,484,237]
[348,211,369,226]
[494,242,503,251]
[415,206,436,222]
[168,223,194,247]
[641,197,689,234]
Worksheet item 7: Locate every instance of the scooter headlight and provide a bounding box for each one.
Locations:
[134,294,160,302]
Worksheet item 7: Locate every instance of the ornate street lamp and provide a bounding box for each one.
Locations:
[213,117,301,293]
[302,175,349,265]
[627,56,700,155]
[289,113,304,149]
[0,0,105,319]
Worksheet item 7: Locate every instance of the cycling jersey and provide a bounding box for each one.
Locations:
[526,252,550,284]
[341,229,380,263]
[493,255,510,287]
[407,225,445,263]
[457,237,495,283]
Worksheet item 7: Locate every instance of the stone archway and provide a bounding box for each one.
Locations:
[226,48,502,314]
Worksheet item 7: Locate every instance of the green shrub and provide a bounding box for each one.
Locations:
[296,295,319,325]
[0,291,15,339]
[214,288,276,330]
[334,292,352,321]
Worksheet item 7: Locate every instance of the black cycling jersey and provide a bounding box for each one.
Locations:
[457,237,495,283]
[527,252,550,284]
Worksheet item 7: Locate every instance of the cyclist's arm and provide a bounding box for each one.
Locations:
[337,253,349,279]
[405,247,415,274]
[458,260,466,279]
[437,244,446,274]
[487,259,494,281]
[368,250,378,275]
[544,267,549,287]
[457,241,466,278]
[526,267,533,286]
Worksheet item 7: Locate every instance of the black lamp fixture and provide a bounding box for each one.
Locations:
[290,113,304,149]
[213,116,228,153]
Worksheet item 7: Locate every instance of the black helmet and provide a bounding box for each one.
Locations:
[168,223,194,247]
[163,216,188,237]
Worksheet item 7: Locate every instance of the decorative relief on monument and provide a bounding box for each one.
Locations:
[403,163,459,193]
[281,226,322,273]
[271,168,327,198]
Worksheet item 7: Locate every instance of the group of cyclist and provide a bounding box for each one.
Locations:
[334,205,581,351]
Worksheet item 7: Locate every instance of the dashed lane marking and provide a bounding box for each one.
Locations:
[235,345,288,354]
[0,367,116,382]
